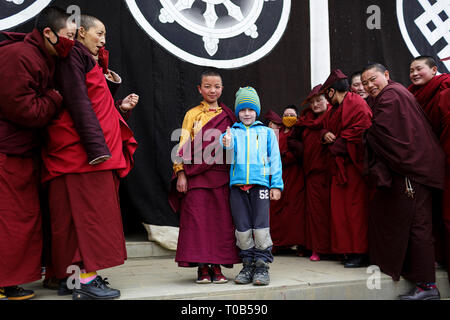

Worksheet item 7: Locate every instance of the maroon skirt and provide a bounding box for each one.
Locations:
[175,184,240,267]
[48,170,127,278]
[0,154,42,287]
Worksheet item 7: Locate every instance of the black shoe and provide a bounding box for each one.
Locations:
[399,287,440,300]
[42,277,60,290]
[340,254,350,265]
[58,278,73,296]
[0,288,8,300]
[344,254,369,268]
[3,286,35,300]
[72,276,120,300]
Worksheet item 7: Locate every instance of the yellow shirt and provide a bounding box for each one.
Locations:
[173,101,223,174]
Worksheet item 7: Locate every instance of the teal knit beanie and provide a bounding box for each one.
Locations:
[235,86,261,117]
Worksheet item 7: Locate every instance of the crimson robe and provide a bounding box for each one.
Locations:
[169,103,240,267]
[365,80,445,282]
[269,126,306,248]
[0,30,62,287]
[42,41,137,278]
[322,92,372,254]
[298,109,331,254]
[409,74,450,282]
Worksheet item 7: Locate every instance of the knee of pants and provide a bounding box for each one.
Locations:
[235,229,254,250]
[253,228,273,250]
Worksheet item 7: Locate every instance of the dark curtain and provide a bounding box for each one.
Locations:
[1,0,415,231]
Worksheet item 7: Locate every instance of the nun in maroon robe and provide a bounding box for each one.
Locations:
[297,85,332,259]
[0,29,62,290]
[269,107,306,252]
[362,64,444,297]
[41,39,137,281]
[168,102,240,268]
[320,70,373,265]
[408,69,450,283]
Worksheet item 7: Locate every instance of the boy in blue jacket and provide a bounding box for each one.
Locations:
[221,87,283,285]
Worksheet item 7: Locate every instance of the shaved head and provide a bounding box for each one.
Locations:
[80,14,101,31]
[411,55,437,69]
[362,63,387,75]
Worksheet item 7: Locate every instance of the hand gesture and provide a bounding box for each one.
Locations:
[120,93,139,112]
[176,171,188,193]
[323,131,336,144]
[223,126,232,148]
[270,188,281,201]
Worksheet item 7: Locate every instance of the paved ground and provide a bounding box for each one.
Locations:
[27,254,449,300]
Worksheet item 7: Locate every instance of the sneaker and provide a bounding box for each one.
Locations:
[235,259,255,284]
[0,288,7,300]
[3,286,35,300]
[252,260,270,286]
[196,264,212,284]
[210,265,228,284]
[399,286,440,300]
[310,252,320,261]
[72,276,120,300]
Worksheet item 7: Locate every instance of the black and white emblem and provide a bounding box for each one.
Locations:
[125,0,291,68]
[397,0,450,72]
[0,0,53,31]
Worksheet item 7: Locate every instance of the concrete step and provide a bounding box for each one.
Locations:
[28,255,449,300]
[125,240,175,258]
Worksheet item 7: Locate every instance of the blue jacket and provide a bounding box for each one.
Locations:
[220,121,283,190]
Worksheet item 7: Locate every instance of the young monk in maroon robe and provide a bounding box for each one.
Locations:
[0,7,75,300]
[41,15,138,300]
[269,106,306,255]
[169,69,240,284]
[408,56,450,284]
[320,70,373,268]
[362,63,445,300]
[264,110,282,131]
[297,85,332,261]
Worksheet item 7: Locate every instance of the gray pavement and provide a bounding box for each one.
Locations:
[27,254,449,300]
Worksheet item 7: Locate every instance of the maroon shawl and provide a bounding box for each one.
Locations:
[168,103,237,212]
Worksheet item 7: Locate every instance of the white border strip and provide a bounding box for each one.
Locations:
[396,0,420,58]
[309,0,330,89]
[125,0,291,69]
[0,0,53,31]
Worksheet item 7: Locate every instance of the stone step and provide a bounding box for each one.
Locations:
[125,240,175,258]
[28,255,449,300]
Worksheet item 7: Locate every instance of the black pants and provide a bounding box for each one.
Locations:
[230,185,273,263]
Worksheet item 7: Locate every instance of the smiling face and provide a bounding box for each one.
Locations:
[310,94,328,115]
[410,59,437,86]
[239,108,257,126]
[351,75,369,99]
[361,68,390,98]
[198,75,223,106]
[78,19,106,56]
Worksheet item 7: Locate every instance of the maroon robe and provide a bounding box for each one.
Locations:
[408,74,450,282]
[269,126,306,248]
[365,80,445,282]
[0,30,62,287]
[322,92,372,254]
[169,103,240,267]
[298,109,331,254]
